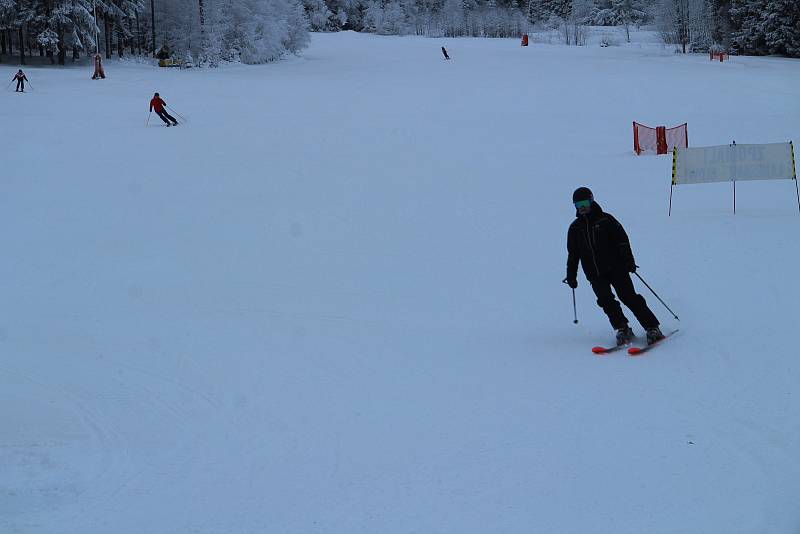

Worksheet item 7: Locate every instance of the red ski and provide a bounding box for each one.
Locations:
[592,344,628,355]
[628,330,679,356]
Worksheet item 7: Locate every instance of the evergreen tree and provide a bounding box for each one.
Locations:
[731,0,799,56]
[0,0,310,65]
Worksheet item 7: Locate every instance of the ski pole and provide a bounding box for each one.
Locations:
[25,81,34,92]
[563,278,578,324]
[634,271,680,321]
[571,287,578,324]
[166,105,187,122]
[146,111,151,126]
[4,79,14,91]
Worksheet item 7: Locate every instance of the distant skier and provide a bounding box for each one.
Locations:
[13,70,28,92]
[92,53,106,80]
[563,187,664,346]
[149,92,178,127]
[441,46,450,60]
[156,46,171,60]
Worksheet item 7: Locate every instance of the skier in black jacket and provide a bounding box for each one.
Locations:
[564,187,664,345]
[13,70,28,92]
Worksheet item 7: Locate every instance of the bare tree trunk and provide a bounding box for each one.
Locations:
[198,0,208,63]
[129,19,135,55]
[676,0,690,53]
[118,25,124,58]
[198,0,205,43]
[135,11,142,55]
[44,0,55,63]
[151,0,156,57]
[58,25,66,64]
[19,27,25,64]
[105,16,112,58]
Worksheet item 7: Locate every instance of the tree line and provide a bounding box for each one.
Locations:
[0,0,310,66]
[303,0,799,57]
[0,0,796,64]
[0,0,146,64]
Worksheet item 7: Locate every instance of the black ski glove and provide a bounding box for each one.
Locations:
[563,276,577,289]
[627,262,637,274]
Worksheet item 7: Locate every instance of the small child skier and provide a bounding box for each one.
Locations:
[441,47,451,60]
[13,70,28,92]
[149,92,178,127]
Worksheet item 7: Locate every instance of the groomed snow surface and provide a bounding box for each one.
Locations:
[2,31,800,533]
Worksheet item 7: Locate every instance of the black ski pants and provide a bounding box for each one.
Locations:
[590,271,659,330]
[155,109,177,125]
[15,79,24,92]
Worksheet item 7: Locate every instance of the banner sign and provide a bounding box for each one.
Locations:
[672,142,796,185]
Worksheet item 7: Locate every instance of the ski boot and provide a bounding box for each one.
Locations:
[646,327,664,345]
[615,326,634,346]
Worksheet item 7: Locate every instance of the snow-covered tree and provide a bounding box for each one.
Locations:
[208,0,310,63]
[0,0,309,65]
[612,0,648,41]
[303,0,333,30]
[730,0,800,56]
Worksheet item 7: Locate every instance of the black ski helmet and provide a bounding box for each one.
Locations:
[572,187,593,203]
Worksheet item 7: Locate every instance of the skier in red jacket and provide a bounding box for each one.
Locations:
[149,92,178,127]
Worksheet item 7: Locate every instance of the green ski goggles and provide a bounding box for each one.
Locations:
[574,199,592,209]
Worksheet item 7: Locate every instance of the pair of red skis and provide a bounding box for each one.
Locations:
[592,330,678,356]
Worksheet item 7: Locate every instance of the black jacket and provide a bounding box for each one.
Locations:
[566,202,635,282]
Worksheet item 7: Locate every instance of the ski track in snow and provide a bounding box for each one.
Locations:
[2,31,800,533]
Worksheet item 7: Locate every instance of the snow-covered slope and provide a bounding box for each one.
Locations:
[2,32,799,533]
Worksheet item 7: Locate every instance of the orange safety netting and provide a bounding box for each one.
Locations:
[633,122,687,155]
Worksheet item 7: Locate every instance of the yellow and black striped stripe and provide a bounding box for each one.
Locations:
[672,146,679,185]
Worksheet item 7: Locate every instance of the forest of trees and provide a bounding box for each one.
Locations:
[0,0,309,65]
[0,0,796,66]
[304,0,799,56]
